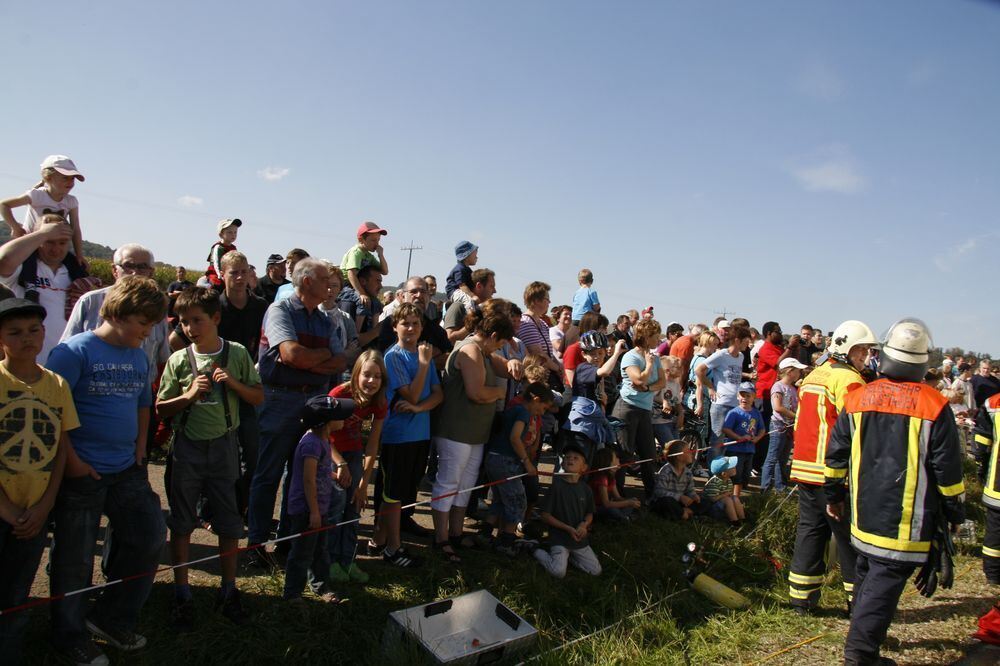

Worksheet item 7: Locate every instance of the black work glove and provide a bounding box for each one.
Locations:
[914,540,941,598]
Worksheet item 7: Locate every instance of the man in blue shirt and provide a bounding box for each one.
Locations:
[248,258,347,568]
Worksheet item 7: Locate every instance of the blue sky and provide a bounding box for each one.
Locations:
[2,1,998,353]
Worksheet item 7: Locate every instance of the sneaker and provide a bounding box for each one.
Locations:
[750,469,760,478]
[216,588,251,625]
[85,618,147,651]
[400,517,432,538]
[383,546,422,568]
[366,538,384,557]
[60,640,109,666]
[171,597,196,632]
[346,562,370,583]
[515,538,540,554]
[328,562,350,583]
[245,547,279,571]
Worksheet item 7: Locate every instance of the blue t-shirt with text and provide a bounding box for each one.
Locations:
[46,331,152,474]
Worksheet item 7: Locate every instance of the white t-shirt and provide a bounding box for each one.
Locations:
[0,262,70,363]
[549,326,566,360]
[23,188,78,234]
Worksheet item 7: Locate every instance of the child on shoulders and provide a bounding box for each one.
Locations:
[533,443,602,578]
[446,241,478,307]
[204,218,241,289]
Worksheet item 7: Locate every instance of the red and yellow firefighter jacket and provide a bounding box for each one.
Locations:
[790,360,865,486]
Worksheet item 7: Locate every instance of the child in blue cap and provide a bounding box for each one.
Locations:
[701,456,745,527]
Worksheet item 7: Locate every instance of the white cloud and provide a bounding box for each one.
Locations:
[789,145,865,194]
[257,166,290,182]
[933,235,986,272]
[177,194,203,207]
[797,62,844,101]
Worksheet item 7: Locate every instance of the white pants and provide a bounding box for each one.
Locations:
[430,437,484,512]
[534,545,602,578]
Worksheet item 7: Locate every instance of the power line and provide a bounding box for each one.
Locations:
[401,241,422,277]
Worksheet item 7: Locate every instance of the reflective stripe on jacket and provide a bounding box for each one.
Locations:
[790,360,865,485]
[825,379,966,564]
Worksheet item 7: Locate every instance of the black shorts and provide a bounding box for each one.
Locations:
[168,432,241,538]
[733,452,754,487]
[379,440,430,505]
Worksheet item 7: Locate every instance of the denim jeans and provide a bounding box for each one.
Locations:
[761,427,789,491]
[709,402,734,464]
[326,450,363,567]
[50,464,166,650]
[282,513,331,599]
[248,387,320,545]
[652,422,677,448]
[236,399,260,518]
[0,521,48,663]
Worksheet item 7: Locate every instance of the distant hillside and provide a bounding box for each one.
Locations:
[0,224,115,259]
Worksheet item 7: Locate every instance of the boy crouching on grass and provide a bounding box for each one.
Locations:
[283,395,355,603]
[650,439,700,521]
[0,300,77,664]
[533,442,602,578]
[156,287,263,629]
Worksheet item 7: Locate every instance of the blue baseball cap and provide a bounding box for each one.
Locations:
[738,381,756,395]
[710,456,737,475]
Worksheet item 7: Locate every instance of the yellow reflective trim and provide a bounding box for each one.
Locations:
[793,461,826,470]
[850,412,862,524]
[788,572,824,585]
[824,466,847,479]
[852,525,931,553]
[988,434,1000,496]
[788,588,813,600]
[816,395,829,464]
[937,481,965,497]
[983,545,1000,558]
[898,417,921,541]
[975,434,993,446]
[842,582,854,591]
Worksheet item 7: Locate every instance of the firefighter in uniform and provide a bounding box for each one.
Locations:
[787,320,878,613]
[974,391,1000,584]
[825,319,965,665]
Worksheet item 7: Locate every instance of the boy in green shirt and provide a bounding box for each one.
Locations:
[701,455,745,526]
[157,287,263,630]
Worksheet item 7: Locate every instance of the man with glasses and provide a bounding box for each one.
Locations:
[375,276,452,365]
[63,243,171,379]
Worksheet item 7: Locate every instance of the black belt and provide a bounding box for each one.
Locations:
[265,383,323,393]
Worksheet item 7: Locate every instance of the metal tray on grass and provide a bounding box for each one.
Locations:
[383,589,537,664]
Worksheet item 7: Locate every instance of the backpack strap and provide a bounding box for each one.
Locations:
[179,340,234,435]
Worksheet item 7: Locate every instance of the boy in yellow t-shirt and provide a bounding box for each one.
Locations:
[0,299,78,662]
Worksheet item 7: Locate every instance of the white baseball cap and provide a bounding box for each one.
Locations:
[717,319,731,329]
[217,218,242,233]
[40,155,84,181]
[779,357,808,370]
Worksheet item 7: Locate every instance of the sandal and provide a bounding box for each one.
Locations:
[433,540,462,564]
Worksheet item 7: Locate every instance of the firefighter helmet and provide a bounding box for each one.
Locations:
[879,318,932,382]
[828,320,879,364]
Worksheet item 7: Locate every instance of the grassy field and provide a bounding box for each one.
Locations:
[17,458,996,664]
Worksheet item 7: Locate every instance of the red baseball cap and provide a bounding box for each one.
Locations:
[356,221,388,239]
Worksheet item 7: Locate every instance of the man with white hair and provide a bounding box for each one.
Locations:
[247,257,347,568]
[62,243,171,379]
